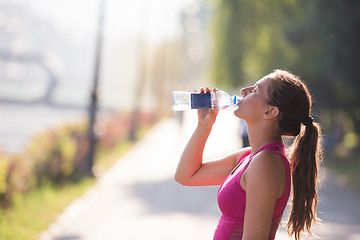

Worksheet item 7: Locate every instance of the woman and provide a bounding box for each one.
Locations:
[174,69,323,240]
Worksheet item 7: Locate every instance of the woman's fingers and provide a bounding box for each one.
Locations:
[199,87,215,93]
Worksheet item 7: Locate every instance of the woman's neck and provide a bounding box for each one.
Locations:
[246,121,282,155]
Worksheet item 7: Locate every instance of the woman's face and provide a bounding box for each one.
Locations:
[234,74,274,122]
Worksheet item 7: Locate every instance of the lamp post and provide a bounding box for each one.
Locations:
[85,0,106,176]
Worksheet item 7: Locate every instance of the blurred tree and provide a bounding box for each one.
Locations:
[283,0,360,151]
[210,0,298,89]
[285,0,360,109]
[210,0,360,151]
[148,39,187,118]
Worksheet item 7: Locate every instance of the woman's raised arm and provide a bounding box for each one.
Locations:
[174,101,248,186]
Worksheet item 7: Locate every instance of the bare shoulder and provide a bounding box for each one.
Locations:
[250,150,285,173]
[244,150,286,197]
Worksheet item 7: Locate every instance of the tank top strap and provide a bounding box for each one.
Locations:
[232,143,287,175]
[263,142,286,157]
[258,142,290,171]
[250,142,285,159]
[249,142,287,162]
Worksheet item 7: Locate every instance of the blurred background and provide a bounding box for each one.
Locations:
[0,0,359,239]
[0,0,209,153]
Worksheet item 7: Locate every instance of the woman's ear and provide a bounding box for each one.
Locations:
[264,106,279,120]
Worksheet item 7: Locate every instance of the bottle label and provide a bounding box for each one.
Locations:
[191,92,211,109]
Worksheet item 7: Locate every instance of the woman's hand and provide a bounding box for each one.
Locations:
[197,87,219,128]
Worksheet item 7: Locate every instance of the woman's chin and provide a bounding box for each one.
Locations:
[233,109,241,118]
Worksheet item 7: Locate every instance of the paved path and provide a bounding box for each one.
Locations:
[41,108,360,240]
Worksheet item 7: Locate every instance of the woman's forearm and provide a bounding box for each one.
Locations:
[174,124,212,185]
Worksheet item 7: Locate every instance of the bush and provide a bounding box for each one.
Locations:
[27,124,88,186]
[0,111,156,209]
[0,154,33,208]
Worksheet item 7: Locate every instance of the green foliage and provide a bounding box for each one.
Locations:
[282,0,360,111]
[210,0,360,103]
[0,158,7,194]
[0,111,156,209]
[0,154,33,209]
[210,0,299,89]
[0,111,156,239]
[209,0,360,153]
[27,125,85,186]
[0,178,95,240]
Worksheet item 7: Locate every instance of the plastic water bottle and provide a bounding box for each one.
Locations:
[172,90,240,111]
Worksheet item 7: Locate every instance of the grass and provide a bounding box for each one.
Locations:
[0,127,151,240]
[0,178,95,240]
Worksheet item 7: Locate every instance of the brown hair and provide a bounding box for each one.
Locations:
[267,69,323,240]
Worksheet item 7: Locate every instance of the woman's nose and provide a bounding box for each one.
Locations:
[240,87,249,97]
[240,88,245,97]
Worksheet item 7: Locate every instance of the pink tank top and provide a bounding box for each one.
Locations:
[214,142,291,240]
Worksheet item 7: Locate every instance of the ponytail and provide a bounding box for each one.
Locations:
[286,121,323,240]
[267,69,324,239]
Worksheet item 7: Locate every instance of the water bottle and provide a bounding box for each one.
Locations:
[172,90,240,111]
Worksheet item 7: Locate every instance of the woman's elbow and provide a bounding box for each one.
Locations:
[174,174,191,186]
